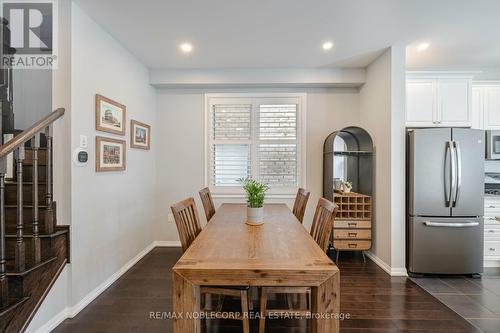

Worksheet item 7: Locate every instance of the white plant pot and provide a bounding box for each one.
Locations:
[344,187,351,193]
[247,207,264,225]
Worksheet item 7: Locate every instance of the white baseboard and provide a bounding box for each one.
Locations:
[67,242,157,318]
[154,240,181,247]
[32,307,70,333]
[364,251,408,277]
[32,240,164,333]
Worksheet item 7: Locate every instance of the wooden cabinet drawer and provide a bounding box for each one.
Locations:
[334,220,371,229]
[334,240,371,250]
[484,242,500,257]
[334,229,371,240]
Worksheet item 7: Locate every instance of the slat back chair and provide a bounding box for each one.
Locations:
[171,197,202,252]
[310,197,338,252]
[170,197,250,333]
[292,188,310,223]
[199,187,216,222]
[258,197,338,333]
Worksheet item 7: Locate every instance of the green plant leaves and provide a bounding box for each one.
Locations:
[237,177,269,208]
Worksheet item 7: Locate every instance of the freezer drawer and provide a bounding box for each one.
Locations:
[408,216,483,274]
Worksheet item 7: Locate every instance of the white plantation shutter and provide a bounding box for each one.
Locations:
[211,104,251,186]
[212,144,250,185]
[258,144,297,186]
[208,96,303,191]
[257,104,298,187]
[259,104,297,140]
[213,104,251,140]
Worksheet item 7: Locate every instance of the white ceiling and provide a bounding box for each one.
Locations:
[75,0,500,71]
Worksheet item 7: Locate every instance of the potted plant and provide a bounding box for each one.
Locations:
[343,181,353,193]
[238,177,269,225]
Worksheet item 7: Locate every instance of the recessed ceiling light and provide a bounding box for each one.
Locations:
[180,42,193,53]
[417,42,430,51]
[322,41,334,51]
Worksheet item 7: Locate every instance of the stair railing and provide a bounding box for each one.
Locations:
[0,107,64,308]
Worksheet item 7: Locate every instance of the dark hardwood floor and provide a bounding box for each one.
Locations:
[53,247,481,333]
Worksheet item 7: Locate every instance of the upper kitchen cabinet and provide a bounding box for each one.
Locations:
[406,79,436,126]
[406,73,473,128]
[486,86,500,129]
[472,83,500,130]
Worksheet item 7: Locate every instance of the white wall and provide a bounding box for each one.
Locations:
[156,88,360,239]
[29,2,159,331]
[12,69,52,129]
[150,68,366,88]
[359,47,406,275]
[27,0,73,331]
[68,2,158,305]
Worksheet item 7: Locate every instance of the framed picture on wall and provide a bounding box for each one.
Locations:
[95,94,126,135]
[96,136,126,172]
[130,120,151,150]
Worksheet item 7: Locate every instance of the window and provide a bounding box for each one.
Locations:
[206,94,306,195]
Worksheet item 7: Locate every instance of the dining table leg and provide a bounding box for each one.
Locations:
[311,272,340,332]
[172,271,201,333]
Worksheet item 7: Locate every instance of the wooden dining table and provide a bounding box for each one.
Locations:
[172,203,340,332]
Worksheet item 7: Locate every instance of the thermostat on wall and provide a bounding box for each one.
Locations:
[73,148,89,166]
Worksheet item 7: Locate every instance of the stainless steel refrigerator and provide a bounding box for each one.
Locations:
[407,128,485,275]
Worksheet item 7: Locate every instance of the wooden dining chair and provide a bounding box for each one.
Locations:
[292,188,310,223]
[170,197,250,333]
[258,198,338,333]
[199,187,216,222]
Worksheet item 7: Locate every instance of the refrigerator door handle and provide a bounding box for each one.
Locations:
[453,141,462,208]
[424,221,479,228]
[449,141,457,207]
[444,141,453,207]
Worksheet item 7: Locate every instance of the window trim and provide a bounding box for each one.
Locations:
[204,93,307,198]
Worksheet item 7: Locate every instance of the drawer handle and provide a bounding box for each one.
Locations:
[489,248,496,251]
[348,232,358,237]
[348,223,357,227]
[489,205,497,208]
[489,230,496,233]
[348,243,358,248]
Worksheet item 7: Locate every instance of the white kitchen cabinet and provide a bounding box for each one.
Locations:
[406,80,436,126]
[484,195,500,266]
[438,79,471,126]
[471,84,500,130]
[406,73,473,127]
[485,86,500,129]
[472,87,484,129]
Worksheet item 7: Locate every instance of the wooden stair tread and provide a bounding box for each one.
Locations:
[6,257,58,277]
[0,297,30,317]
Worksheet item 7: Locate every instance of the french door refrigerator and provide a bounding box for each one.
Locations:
[407,128,485,275]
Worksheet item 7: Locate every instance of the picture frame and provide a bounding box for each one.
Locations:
[95,94,126,135]
[96,136,126,172]
[130,120,151,150]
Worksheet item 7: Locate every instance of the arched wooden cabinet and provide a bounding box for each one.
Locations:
[323,126,374,261]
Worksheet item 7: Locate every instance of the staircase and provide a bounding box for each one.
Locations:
[0,109,69,333]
